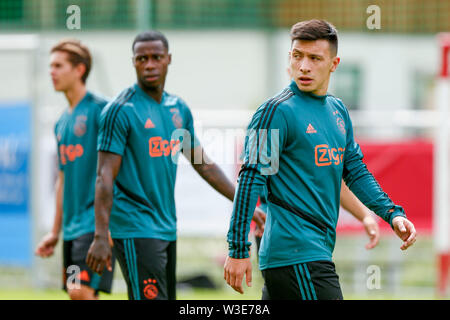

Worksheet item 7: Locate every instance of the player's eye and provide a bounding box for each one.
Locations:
[293,51,304,58]
[136,56,147,63]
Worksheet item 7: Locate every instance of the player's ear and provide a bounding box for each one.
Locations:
[330,56,340,73]
[168,53,172,65]
[75,63,86,81]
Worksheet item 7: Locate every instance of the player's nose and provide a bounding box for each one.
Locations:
[144,59,158,71]
[299,60,311,73]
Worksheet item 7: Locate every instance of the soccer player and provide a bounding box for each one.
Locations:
[224,20,416,300]
[35,39,115,300]
[252,70,379,258]
[85,31,265,300]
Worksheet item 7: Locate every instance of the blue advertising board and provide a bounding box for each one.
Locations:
[0,102,31,266]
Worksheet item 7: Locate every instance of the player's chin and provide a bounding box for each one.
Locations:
[140,78,160,90]
[293,79,311,90]
[297,83,316,92]
[53,85,66,92]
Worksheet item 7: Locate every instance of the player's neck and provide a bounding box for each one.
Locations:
[138,82,164,104]
[65,83,87,110]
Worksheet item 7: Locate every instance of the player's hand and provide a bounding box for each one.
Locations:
[224,256,252,294]
[86,234,112,275]
[392,216,417,250]
[254,224,264,238]
[362,215,379,250]
[35,232,59,258]
[251,207,266,237]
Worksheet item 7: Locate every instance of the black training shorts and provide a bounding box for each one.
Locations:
[112,238,177,300]
[261,260,343,300]
[63,232,115,294]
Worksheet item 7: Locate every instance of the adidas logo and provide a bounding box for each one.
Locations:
[306,123,317,134]
[145,118,155,129]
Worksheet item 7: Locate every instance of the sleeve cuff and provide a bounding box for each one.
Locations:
[97,146,124,156]
[388,206,407,230]
[228,243,251,259]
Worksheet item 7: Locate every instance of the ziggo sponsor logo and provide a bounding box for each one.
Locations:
[59,144,84,165]
[149,136,181,157]
[314,144,345,167]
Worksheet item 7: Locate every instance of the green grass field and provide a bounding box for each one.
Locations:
[0,288,253,300]
[0,234,446,300]
[0,288,443,300]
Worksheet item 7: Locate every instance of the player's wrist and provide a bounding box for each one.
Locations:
[388,206,407,229]
[362,214,374,224]
[94,233,109,241]
[49,230,60,239]
[392,215,407,225]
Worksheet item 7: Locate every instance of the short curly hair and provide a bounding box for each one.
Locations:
[132,30,169,53]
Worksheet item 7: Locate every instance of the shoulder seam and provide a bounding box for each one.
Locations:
[256,88,294,130]
[100,88,135,150]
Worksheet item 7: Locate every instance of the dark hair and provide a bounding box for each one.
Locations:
[132,30,169,53]
[290,19,338,56]
[50,39,92,83]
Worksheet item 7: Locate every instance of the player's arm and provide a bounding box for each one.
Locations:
[35,170,64,257]
[224,105,288,294]
[340,180,379,249]
[342,109,416,250]
[185,145,266,232]
[86,151,121,275]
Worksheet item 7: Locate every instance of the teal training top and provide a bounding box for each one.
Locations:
[97,83,198,240]
[55,91,108,241]
[227,81,406,270]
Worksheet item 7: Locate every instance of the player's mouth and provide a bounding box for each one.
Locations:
[144,74,159,82]
[299,76,313,85]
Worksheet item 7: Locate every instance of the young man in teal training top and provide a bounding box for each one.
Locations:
[86,31,265,300]
[224,20,417,300]
[35,39,115,300]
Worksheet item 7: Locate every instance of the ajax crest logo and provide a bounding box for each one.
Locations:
[170,108,183,129]
[332,110,346,135]
[143,278,158,300]
[74,115,87,137]
[336,117,346,135]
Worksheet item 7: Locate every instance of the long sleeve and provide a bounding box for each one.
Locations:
[227,93,290,259]
[342,108,406,228]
